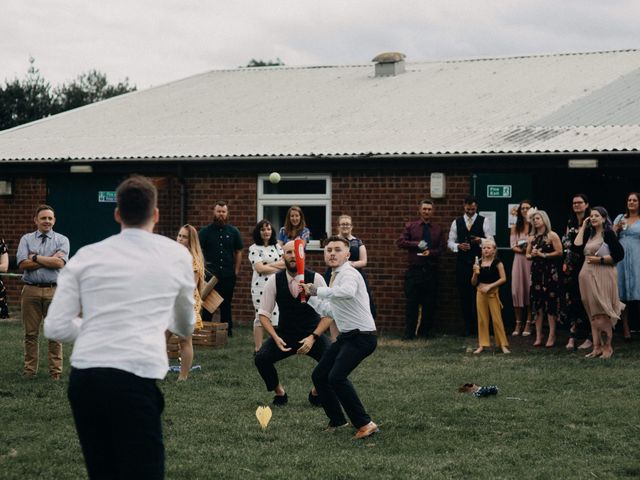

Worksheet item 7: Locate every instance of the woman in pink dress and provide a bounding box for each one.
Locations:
[574,207,625,359]
[510,200,533,336]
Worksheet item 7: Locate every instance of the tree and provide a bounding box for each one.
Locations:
[0,58,136,131]
[0,57,55,130]
[54,70,136,111]
[245,58,285,68]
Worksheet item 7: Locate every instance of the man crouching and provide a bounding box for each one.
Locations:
[254,240,333,405]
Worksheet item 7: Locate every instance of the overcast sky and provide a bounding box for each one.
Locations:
[2,0,639,89]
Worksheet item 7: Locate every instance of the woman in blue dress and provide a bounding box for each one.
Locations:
[613,192,640,341]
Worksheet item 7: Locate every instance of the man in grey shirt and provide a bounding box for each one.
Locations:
[17,204,69,379]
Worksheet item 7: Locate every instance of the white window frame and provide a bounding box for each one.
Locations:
[257,173,332,251]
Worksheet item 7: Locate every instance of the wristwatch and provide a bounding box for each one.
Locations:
[311,332,319,340]
[31,254,38,263]
[600,257,605,265]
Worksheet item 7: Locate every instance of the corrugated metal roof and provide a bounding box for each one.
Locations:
[1,49,640,162]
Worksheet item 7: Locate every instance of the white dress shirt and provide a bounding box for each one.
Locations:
[447,213,494,252]
[44,228,195,379]
[258,270,326,320]
[308,262,375,333]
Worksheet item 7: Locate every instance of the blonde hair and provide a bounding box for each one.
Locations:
[179,224,205,289]
[531,210,552,236]
[481,238,497,249]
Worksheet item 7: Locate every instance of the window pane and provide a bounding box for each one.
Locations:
[263,205,327,241]
[263,179,327,195]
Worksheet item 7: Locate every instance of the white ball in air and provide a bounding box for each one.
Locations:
[269,172,281,184]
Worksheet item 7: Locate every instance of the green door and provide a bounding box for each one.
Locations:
[47,174,124,256]
[473,173,533,325]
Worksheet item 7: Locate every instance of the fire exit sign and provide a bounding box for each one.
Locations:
[98,191,117,203]
[487,185,512,198]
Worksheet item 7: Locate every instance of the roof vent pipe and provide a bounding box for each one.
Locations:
[372,52,406,77]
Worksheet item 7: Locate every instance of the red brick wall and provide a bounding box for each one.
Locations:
[184,171,471,333]
[1,171,472,333]
[0,177,48,308]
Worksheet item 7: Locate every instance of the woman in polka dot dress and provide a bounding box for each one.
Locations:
[248,220,285,352]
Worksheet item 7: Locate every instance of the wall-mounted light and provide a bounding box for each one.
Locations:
[568,159,598,169]
[70,165,93,173]
[0,180,13,196]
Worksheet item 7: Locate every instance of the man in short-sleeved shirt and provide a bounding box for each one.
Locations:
[17,204,70,379]
[198,201,243,336]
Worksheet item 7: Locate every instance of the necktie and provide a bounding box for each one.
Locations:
[40,234,47,254]
[466,216,474,231]
[422,223,431,247]
[329,271,338,287]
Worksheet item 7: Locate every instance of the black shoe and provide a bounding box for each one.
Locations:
[272,393,288,406]
[308,390,322,407]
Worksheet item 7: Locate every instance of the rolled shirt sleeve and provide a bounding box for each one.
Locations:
[44,260,82,343]
[169,253,196,338]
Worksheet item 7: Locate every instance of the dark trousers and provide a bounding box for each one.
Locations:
[68,368,165,480]
[201,274,236,335]
[255,332,330,391]
[403,266,437,338]
[456,261,477,336]
[312,332,377,429]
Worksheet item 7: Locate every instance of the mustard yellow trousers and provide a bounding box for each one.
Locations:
[476,288,509,348]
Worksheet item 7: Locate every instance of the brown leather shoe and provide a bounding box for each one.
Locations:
[353,421,378,440]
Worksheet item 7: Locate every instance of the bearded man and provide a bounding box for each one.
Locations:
[198,200,243,336]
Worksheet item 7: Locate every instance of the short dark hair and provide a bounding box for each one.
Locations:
[464,196,477,205]
[116,175,157,226]
[214,200,228,208]
[252,219,277,246]
[35,204,55,216]
[420,199,434,206]
[325,235,349,248]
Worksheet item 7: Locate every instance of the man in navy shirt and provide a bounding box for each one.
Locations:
[198,201,243,336]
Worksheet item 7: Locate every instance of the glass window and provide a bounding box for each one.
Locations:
[257,174,331,250]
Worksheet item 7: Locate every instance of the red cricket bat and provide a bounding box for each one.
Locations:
[294,238,306,303]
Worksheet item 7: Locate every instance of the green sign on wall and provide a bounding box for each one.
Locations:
[486,185,512,198]
[98,191,117,203]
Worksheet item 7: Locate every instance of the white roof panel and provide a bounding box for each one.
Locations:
[1,49,640,162]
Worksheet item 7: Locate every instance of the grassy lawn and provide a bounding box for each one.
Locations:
[1,319,639,479]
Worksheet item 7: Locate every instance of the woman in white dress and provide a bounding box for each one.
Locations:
[248,220,284,352]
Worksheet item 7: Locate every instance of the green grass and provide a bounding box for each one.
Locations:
[1,320,640,479]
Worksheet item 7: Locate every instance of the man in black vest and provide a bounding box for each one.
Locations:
[254,241,333,405]
[447,196,492,336]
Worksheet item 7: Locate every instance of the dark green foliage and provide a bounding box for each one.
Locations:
[0,58,135,131]
[245,58,285,67]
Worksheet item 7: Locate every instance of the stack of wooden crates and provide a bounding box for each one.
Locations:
[167,319,228,359]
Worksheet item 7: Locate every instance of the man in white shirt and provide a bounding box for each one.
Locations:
[304,236,378,440]
[447,196,493,336]
[255,241,333,406]
[44,176,195,480]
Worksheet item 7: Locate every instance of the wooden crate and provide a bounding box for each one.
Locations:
[193,321,228,348]
[167,334,180,359]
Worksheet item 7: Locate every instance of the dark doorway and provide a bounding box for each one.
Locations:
[533,169,638,231]
[47,174,124,256]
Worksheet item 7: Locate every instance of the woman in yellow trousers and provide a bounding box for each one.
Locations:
[471,239,511,354]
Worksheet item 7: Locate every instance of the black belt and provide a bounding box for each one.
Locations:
[26,283,57,288]
[343,329,377,336]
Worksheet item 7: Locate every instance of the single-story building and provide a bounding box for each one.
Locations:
[1,49,639,333]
